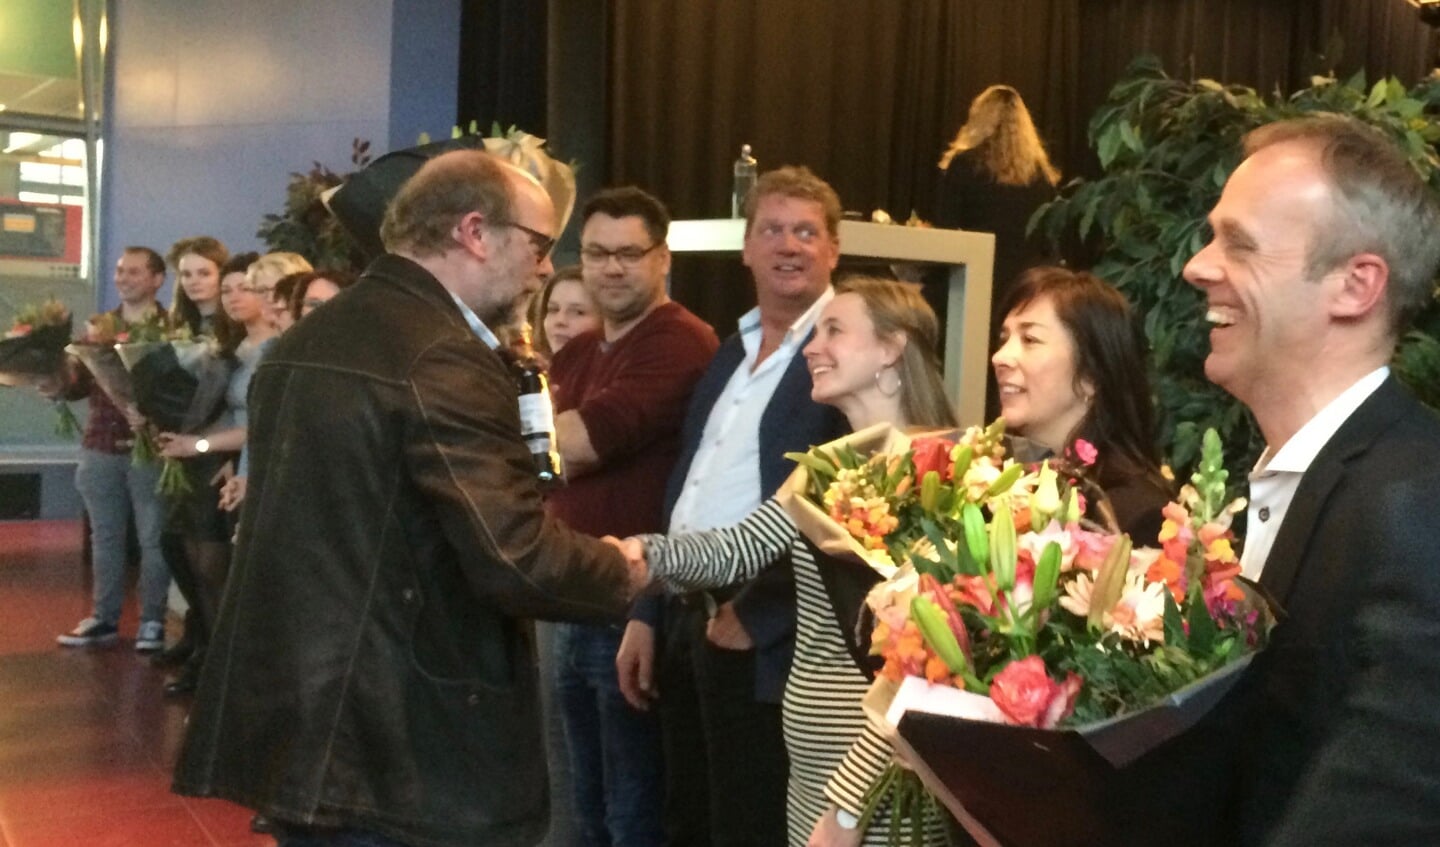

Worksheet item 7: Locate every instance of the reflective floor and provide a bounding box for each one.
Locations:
[0,520,271,847]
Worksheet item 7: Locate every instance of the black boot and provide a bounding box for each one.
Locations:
[163,654,202,696]
[152,608,200,668]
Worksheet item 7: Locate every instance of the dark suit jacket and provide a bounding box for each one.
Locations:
[635,330,847,703]
[1235,376,1440,845]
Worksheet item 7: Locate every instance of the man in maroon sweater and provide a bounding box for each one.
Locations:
[546,186,718,845]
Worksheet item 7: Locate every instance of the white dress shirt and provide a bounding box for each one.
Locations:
[668,288,834,533]
[1240,366,1389,579]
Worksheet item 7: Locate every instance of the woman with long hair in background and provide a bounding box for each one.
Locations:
[932,84,1062,420]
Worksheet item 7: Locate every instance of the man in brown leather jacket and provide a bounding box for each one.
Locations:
[172,151,645,847]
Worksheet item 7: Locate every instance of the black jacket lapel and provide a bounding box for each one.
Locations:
[1258,377,1409,606]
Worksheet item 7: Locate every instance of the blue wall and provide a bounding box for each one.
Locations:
[100,0,460,309]
[0,0,458,460]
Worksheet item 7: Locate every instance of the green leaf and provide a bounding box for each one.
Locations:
[1366,80,1388,108]
[1163,590,1187,649]
[1097,123,1124,169]
[1186,594,1218,655]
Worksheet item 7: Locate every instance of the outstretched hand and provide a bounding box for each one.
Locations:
[602,534,648,595]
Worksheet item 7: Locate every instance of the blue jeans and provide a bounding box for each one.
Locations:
[74,448,169,624]
[556,623,665,847]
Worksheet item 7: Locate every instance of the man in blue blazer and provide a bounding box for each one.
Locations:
[1184,114,1440,846]
[616,166,848,846]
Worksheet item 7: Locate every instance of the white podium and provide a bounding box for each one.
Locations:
[667,219,995,426]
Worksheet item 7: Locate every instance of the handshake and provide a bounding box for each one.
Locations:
[603,535,651,596]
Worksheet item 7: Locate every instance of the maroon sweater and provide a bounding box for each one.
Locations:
[546,301,718,538]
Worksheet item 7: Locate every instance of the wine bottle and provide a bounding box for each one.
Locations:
[505,325,565,488]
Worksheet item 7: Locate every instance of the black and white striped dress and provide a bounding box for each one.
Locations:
[642,498,947,846]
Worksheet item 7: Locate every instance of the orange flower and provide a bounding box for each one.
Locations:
[924,655,951,683]
[1146,554,1185,603]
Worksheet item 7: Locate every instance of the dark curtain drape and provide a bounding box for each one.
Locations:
[457,0,548,135]
[608,0,1081,222]
[609,0,1436,216]
[601,0,1437,328]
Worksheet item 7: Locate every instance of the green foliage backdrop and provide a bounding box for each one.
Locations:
[1034,56,1440,481]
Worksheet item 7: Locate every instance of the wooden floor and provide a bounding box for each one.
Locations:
[0,520,271,847]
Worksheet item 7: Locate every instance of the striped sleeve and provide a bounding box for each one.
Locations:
[639,497,797,592]
[823,715,897,817]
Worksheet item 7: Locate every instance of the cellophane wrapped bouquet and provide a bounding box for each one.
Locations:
[2,298,79,435]
[780,421,1270,845]
[115,319,230,496]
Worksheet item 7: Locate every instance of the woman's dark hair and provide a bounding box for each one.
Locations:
[287,269,357,321]
[998,266,1164,488]
[213,251,259,356]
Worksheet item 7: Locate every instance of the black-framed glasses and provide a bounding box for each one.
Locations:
[579,242,662,268]
[501,222,557,259]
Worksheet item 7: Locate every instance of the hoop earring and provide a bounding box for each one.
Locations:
[875,366,902,397]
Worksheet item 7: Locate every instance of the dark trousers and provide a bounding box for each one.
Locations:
[659,601,788,847]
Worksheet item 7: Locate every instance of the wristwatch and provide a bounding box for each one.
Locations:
[835,808,860,830]
[195,437,211,454]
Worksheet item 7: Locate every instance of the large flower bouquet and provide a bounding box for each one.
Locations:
[1,298,81,435]
[779,422,1269,846]
[116,320,233,496]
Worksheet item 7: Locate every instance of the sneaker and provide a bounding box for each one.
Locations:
[57,617,119,647]
[135,620,166,653]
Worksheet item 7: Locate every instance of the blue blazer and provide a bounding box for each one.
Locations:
[639,330,847,703]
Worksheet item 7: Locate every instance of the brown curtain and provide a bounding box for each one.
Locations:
[607,0,1082,220]
[594,0,1437,327]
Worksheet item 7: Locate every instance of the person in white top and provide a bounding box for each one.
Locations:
[615,166,849,847]
[1182,114,1440,847]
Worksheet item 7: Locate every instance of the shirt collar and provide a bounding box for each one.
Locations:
[738,285,835,350]
[447,292,502,351]
[1256,366,1389,475]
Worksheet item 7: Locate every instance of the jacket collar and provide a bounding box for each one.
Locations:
[1258,376,1410,607]
[364,253,472,333]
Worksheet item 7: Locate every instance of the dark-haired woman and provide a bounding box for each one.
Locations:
[991,265,1171,543]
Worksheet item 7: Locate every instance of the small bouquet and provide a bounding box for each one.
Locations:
[780,423,1269,846]
[1,298,80,436]
[116,320,231,496]
[66,311,171,465]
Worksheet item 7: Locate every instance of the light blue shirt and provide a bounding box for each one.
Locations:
[668,288,834,533]
[448,292,502,350]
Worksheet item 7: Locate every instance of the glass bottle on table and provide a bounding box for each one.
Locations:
[732,143,757,218]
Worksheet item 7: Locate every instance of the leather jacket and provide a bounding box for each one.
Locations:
[173,255,634,847]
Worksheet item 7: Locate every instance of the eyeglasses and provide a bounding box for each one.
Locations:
[579,242,662,268]
[501,222,557,259]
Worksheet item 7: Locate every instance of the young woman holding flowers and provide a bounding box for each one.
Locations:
[157,250,277,694]
[144,237,239,687]
[633,275,959,846]
[991,266,1171,543]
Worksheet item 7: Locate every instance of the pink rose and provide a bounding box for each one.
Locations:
[989,656,1083,728]
[911,437,956,482]
[1071,439,1098,466]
